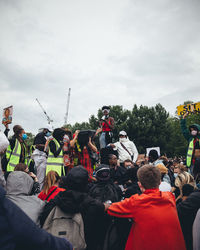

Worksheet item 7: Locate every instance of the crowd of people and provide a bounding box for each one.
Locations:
[0,106,200,250]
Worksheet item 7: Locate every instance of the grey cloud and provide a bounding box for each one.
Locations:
[0,0,200,134]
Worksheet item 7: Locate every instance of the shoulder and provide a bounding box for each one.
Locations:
[9,136,16,144]
[177,191,200,211]
[38,191,46,200]
[35,132,44,138]
[128,140,135,146]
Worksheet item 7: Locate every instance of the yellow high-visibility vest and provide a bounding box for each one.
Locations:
[6,139,28,172]
[46,138,64,176]
[186,139,200,167]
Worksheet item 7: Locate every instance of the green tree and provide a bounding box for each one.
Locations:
[26,132,35,146]
[62,101,200,157]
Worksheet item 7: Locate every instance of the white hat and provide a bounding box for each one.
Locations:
[40,124,53,132]
[119,130,127,136]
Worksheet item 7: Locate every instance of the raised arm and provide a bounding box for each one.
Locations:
[180,112,190,141]
[88,137,97,152]
[70,130,80,147]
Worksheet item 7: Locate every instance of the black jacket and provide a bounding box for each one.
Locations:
[110,166,127,185]
[177,190,200,250]
[124,182,141,198]
[0,185,72,250]
[40,189,105,250]
[89,181,122,203]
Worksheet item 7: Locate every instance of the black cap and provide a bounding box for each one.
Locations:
[102,106,110,111]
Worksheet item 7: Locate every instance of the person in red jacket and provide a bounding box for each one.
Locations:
[96,106,114,149]
[38,171,65,202]
[105,165,186,250]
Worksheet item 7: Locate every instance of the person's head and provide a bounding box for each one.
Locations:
[64,128,72,140]
[148,150,159,163]
[64,166,89,192]
[156,164,168,180]
[13,125,25,139]
[137,165,161,191]
[175,171,196,193]
[102,106,110,116]
[4,108,10,118]
[119,131,128,143]
[123,159,134,169]
[159,156,168,166]
[166,160,173,170]
[42,125,53,137]
[95,164,110,182]
[53,128,65,141]
[189,124,199,137]
[127,165,139,183]
[174,164,187,175]
[108,154,118,167]
[14,163,29,173]
[43,171,61,194]
[6,171,34,196]
[182,184,194,197]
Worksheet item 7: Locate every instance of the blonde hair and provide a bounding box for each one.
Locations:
[175,171,196,196]
[176,163,187,172]
[42,171,60,195]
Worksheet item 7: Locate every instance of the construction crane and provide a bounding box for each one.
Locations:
[64,88,71,125]
[35,98,53,124]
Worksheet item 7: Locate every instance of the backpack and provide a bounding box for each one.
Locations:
[103,218,132,250]
[43,206,86,250]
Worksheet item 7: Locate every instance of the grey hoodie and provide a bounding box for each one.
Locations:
[6,171,45,225]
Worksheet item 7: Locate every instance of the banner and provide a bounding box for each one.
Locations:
[177,102,200,116]
[2,106,13,125]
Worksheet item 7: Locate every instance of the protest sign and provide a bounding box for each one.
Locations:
[2,106,13,125]
[177,102,200,116]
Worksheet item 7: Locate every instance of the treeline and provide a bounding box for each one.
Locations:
[64,101,200,157]
[25,101,200,157]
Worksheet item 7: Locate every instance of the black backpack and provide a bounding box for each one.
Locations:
[103,218,132,250]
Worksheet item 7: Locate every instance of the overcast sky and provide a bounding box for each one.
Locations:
[0,0,199,135]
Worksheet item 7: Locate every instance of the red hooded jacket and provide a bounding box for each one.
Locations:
[107,188,186,250]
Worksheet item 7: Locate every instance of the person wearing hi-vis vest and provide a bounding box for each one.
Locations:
[180,112,200,178]
[3,125,28,179]
[46,128,65,177]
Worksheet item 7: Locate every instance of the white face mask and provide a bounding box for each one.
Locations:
[119,138,127,143]
[174,173,178,178]
[191,130,198,136]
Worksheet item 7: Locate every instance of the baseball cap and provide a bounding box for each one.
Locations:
[119,130,127,136]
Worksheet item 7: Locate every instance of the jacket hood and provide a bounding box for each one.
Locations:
[64,166,89,192]
[54,190,87,214]
[189,123,200,132]
[6,171,34,195]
